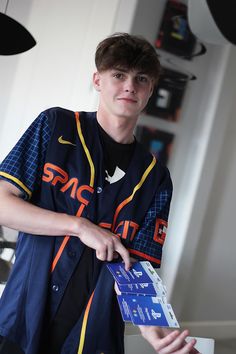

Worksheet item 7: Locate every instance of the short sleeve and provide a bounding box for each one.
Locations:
[128,168,173,268]
[0,112,51,200]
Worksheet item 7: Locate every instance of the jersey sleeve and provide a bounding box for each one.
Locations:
[0,112,51,200]
[128,168,173,268]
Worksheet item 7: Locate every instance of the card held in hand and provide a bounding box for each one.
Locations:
[106,261,162,285]
[117,295,179,327]
[117,282,166,297]
[107,261,180,328]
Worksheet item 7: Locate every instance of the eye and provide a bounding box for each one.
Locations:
[136,75,149,83]
[113,72,124,79]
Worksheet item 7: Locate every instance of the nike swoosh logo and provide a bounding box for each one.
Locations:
[58,136,76,146]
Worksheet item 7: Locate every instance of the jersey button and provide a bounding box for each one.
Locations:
[52,284,59,292]
[68,250,76,258]
[97,186,103,194]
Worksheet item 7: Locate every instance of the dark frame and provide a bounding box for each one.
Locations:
[136,125,174,165]
[144,66,188,122]
[155,0,196,59]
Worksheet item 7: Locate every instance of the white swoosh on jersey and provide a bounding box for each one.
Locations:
[105,166,125,184]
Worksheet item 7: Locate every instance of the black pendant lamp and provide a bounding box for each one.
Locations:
[0,0,36,55]
[188,0,236,45]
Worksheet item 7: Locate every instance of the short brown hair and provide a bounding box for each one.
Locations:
[95,32,161,84]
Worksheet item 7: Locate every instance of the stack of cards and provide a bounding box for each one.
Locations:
[106,261,179,328]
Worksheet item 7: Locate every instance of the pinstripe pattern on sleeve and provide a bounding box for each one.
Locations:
[128,170,172,267]
[0,113,51,199]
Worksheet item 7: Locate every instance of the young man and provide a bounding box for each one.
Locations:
[0,33,198,354]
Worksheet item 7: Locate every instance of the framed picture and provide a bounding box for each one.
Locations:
[136,125,174,165]
[144,66,188,122]
[155,0,196,59]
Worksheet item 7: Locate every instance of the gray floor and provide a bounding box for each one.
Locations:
[215,338,236,354]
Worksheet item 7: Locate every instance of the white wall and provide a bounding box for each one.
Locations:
[171,46,236,339]
[131,0,236,340]
[179,46,236,331]
[0,0,32,150]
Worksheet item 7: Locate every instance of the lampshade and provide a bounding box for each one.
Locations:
[0,12,36,55]
[188,0,236,45]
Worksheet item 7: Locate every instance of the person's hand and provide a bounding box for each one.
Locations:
[77,217,131,270]
[139,326,200,354]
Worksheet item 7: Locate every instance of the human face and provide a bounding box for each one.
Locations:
[93,68,154,121]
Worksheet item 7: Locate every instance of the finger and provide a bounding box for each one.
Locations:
[114,242,131,271]
[106,244,114,261]
[179,339,197,354]
[154,330,180,351]
[161,330,191,353]
[182,338,197,353]
[96,249,107,261]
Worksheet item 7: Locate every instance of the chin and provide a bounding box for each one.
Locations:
[117,111,139,120]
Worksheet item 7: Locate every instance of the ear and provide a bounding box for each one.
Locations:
[93,71,101,92]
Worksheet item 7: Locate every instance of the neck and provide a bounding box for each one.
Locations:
[96,111,137,144]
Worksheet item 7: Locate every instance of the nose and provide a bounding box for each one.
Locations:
[124,77,136,94]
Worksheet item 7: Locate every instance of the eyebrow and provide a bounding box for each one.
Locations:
[112,67,128,73]
[112,67,149,76]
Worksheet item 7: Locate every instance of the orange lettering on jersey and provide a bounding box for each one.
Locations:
[98,222,112,230]
[42,162,94,206]
[121,221,130,239]
[43,163,69,185]
[76,185,94,206]
[114,221,124,238]
[113,220,139,240]
[60,178,79,199]
[42,163,55,182]
[51,167,68,186]
[129,221,139,241]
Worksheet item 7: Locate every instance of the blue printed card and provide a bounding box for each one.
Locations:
[117,295,132,322]
[107,261,179,327]
[117,282,166,297]
[117,295,179,328]
[106,261,162,286]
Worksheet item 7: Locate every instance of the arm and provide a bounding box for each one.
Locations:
[0,180,131,269]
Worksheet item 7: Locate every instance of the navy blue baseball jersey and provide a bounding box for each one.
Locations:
[0,107,172,354]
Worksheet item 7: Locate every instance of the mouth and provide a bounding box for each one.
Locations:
[117,97,137,103]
